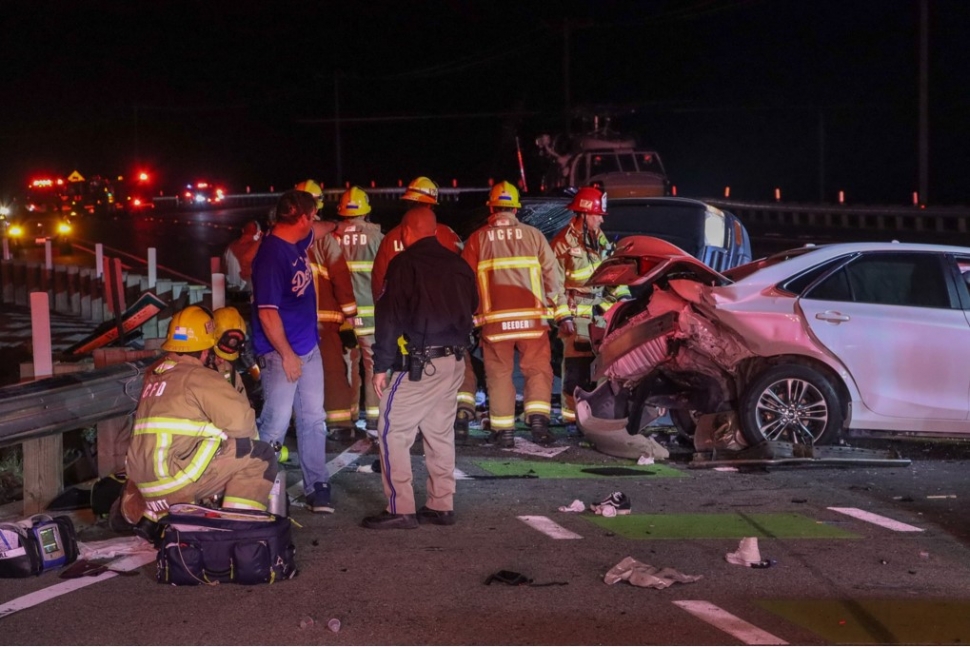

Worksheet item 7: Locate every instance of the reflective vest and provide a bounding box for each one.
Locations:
[461,212,569,343]
[334,219,383,336]
[126,355,257,499]
[310,232,357,324]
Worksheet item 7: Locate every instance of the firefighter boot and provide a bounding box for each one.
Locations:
[529,415,555,446]
[490,429,515,448]
[454,408,473,446]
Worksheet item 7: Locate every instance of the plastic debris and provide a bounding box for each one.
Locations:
[637,455,655,466]
[299,617,315,630]
[327,618,341,633]
[558,499,586,513]
[604,557,702,589]
[725,537,764,567]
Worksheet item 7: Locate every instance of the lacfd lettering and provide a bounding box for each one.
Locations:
[393,240,405,252]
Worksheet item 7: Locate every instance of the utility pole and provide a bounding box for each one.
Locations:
[334,71,343,186]
[818,109,826,203]
[918,0,929,203]
[563,20,572,133]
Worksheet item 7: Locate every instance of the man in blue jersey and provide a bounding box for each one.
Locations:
[251,189,337,513]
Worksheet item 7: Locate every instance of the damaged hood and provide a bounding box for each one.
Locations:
[586,235,729,288]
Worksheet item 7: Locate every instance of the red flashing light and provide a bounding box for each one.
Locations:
[138,172,149,182]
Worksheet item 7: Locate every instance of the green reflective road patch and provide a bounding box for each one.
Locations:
[585,513,859,539]
[758,598,970,645]
[473,460,685,479]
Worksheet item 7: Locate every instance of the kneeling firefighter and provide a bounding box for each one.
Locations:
[122,305,278,528]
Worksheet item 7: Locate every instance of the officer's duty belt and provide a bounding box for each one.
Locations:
[419,346,464,359]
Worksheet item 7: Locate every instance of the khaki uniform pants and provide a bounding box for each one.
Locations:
[320,322,359,427]
[141,437,277,520]
[482,335,552,430]
[376,355,464,515]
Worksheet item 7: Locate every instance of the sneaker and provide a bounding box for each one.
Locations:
[590,491,632,516]
[306,482,334,513]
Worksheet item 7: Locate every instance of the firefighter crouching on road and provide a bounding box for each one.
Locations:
[362,206,478,529]
[371,176,479,444]
[550,186,630,428]
[122,305,277,528]
[333,186,384,435]
[309,207,359,439]
[461,181,571,448]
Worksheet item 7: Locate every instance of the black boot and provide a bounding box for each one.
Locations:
[529,415,555,445]
[454,409,472,446]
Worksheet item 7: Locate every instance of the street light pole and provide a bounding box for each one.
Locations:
[918,0,929,203]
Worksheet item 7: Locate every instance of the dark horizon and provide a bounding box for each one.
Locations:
[2,0,968,205]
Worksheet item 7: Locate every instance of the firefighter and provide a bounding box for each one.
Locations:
[309,215,359,440]
[123,305,277,525]
[211,306,262,410]
[295,179,325,210]
[370,176,479,444]
[333,186,384,433]
[461,181,570,447]
[550,186,629,427]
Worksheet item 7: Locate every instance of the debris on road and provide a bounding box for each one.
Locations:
[590,491,631,516]
[604,556,702,589]
[725,537,765,567]
[558,499,586,513]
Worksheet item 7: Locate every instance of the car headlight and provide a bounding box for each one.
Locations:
[58,222,72,234]
[9,225,23,237]
[0,206,9,217]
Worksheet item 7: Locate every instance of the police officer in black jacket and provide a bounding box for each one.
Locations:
[363,206,479,530]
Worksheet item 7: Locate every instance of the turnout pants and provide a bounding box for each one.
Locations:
[456,348,479,418]
[560,328,595,424]
[320,322,359,428]
[139,437,277,521]
[482,335,552,430]
[376,355,465,515]
[354,334,380,429]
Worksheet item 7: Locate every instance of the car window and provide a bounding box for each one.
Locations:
[778,257,848,295]
[804,252,951,308]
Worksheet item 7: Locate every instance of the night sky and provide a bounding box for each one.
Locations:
[2,0,969,205]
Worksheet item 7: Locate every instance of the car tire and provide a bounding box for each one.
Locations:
[739,364,843,446]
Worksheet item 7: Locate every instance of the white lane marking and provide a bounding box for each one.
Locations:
[454,468,471,480]
[0,552,156,620]
[827,507,924,532]
[673,600,788,645]
[287,438,373,498]
[517,515,583,540]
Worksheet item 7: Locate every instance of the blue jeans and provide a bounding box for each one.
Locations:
[257,346,329,495]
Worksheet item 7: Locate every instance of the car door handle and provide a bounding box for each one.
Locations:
[815,311,850,323]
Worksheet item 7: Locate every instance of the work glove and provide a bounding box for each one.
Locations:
[339,320,358,349]
[557,318,576,339]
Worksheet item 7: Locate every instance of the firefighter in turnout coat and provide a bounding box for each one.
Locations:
[333,186,384,432]
[124,306,277,522]
[461,181,571,448]
[550,186,630,425]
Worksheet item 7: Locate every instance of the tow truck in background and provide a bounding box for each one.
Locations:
[535,113,670,198]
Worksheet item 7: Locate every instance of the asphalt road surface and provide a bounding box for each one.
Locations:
[2,429,970,645]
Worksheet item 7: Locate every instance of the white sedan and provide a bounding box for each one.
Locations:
[577,236,970,446]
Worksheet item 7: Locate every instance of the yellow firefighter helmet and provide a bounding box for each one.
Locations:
[337,186,372,217]
[402,176,439,205]
[162,305,215,353]
[486,181,521,209]
[212,306,247,361]
[295,179,324,209]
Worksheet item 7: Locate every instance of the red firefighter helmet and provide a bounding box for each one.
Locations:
[567,186,608,216]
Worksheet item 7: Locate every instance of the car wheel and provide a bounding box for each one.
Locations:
[739,364,843,446]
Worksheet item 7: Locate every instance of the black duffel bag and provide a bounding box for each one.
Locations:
[156,504,297,585]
